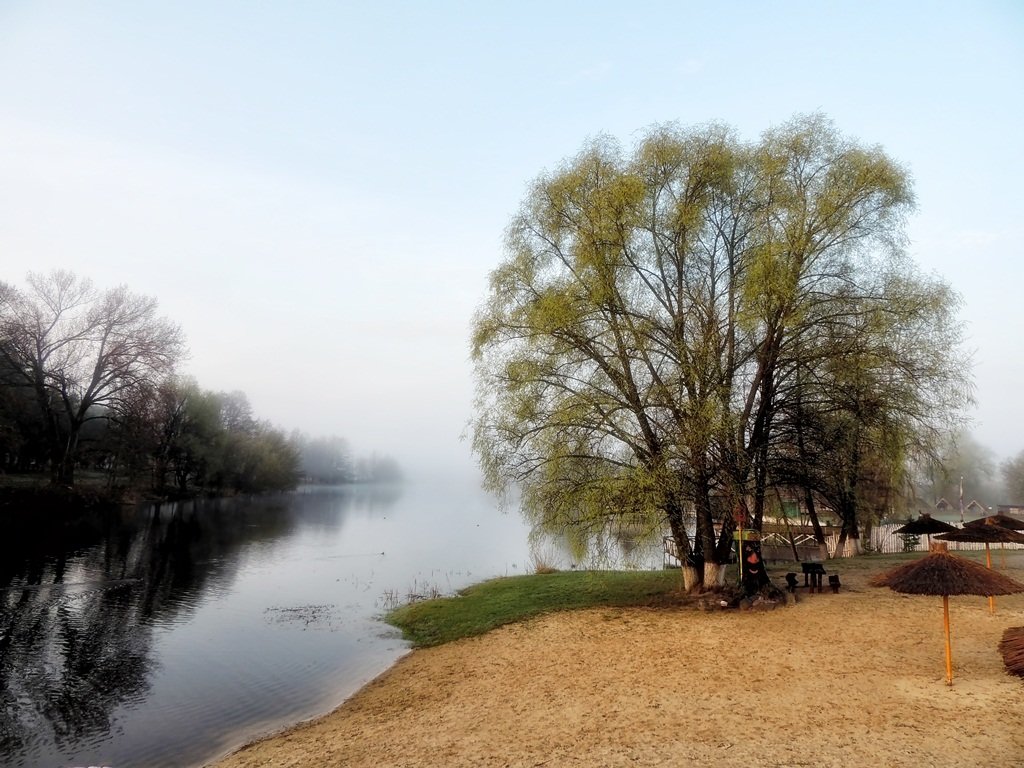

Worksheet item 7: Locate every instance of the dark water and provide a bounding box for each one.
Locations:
[0,482,535,768]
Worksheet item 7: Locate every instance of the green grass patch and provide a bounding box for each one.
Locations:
[386,569,683,648]
[386,551,1024,648]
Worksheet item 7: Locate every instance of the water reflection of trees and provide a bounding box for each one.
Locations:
[529,511,663,572]
[0,486,397,765]
[0,507,154,761]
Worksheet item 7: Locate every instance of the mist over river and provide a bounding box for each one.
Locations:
[0,482,545,768]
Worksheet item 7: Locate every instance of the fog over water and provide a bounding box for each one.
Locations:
[1,4,1022,480]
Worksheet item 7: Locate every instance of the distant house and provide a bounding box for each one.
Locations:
[773,490,838,525]
[929,497,991,523]
[998,504,1024,517]
[933,498,985,515]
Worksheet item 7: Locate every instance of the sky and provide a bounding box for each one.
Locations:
[1,1,1022,481]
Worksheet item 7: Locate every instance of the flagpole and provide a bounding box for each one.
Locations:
[959,476,964,525]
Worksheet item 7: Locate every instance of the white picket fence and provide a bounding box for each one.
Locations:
[664,522,1024,566]
[864,522,1024,555]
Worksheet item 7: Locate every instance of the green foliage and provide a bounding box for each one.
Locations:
[900,531,921,553]
[773,267,971,539]
[387,570,681,648]
[472,113,970,571]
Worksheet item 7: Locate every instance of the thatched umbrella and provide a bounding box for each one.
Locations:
[937,521,1024,555]
[870,543,1024,685]
[965,513,1024,530]
[936,524,1024,613]
[893,513,957,548]
[965,514,1024,569]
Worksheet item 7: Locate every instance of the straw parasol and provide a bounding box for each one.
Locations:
[893,513,956,547]
[965,513,1024,531]
[936,521,1024,550]
[870,543,1024,685]
[936,524,1024,613]
[964,514,1024,570]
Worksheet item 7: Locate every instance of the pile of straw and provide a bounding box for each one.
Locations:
[1000,626,1024,679]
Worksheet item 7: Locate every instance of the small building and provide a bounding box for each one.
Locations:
[965,499,985,515]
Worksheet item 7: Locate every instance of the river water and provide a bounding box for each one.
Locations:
[0,481,545,768]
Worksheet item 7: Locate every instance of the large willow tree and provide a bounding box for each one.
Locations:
[472,114,968,589]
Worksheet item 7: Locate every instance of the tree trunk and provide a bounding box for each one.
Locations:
[56,455,76,486]
[153,453,169,490]
[682,566,701,592]
[714,515,736,566]
[803,487,831,560]
[840,497,861,556]
[695,474,729,585]
[703,560,727,588]
[52,424,81,487]
[666,495,702,592]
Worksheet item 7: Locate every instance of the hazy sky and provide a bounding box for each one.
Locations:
[1,1,1022,479]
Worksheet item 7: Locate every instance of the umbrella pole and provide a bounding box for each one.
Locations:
[986,545,996,614]
[943,595,953,686]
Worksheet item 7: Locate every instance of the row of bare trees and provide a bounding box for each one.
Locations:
[0,271,399,495]
[0,271,185,487]
[0,271,301,493]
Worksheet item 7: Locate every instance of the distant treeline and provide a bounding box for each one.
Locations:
[0,270,399,496]
[293,434,401,485]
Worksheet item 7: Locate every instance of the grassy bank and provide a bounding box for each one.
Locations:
[385,551,1012,649]
[386,569,685,647]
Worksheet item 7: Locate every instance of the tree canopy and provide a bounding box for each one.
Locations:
[0,271,185,485]
[472,114,971,585]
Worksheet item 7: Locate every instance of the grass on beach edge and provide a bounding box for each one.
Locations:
[386,569,684,648]
[385,551,1010,649]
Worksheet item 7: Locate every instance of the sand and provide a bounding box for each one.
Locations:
[208,560,1024,768]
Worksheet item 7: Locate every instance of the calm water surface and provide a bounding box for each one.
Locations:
[0,481,538,768]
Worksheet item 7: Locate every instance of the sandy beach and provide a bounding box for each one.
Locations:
[208,558,1024,768]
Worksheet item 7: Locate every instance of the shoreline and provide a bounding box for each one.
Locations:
[206,556,1024,767]
[199,647,412,768]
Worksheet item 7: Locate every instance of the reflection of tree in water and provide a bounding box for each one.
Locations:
[0,508,154,760]
[530,511,662,571]
[297,482,404,524]
[0,487,397,765]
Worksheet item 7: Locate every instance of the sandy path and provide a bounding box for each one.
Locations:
[208,562,1024,768]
